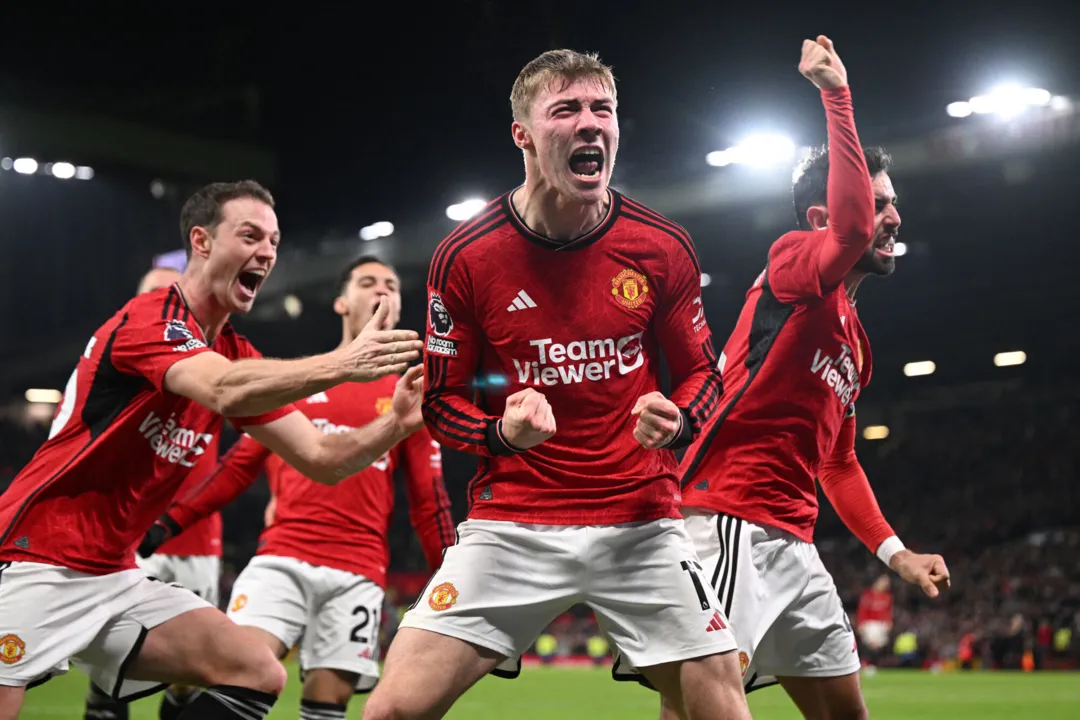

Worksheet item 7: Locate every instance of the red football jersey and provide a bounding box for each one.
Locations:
[856,588,893,626]
[680,87,875,542]
[423,190,722,525]
[0,285,294,574]
[156,431,223,558]
[167,377,454,587]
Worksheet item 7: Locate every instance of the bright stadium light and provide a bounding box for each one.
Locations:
[283,295,303,319]
[700,273,712,288]
[25,388,62,404]
[75,166,94,180]
[51,162,76,179]
[903,360,936,377]
[863,425,890,441]
[893,241,908,257]
[949,84,1053,119]
[359,221,395,241]
[993,350,1027,367]
[707,134,796,169]
[446,198,487,221]
[946,101,973,118]
[13,158,38,175]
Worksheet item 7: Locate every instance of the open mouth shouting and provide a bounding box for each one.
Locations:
[569,146,604,183]
[874,234,897,259]
[235,267,267,302]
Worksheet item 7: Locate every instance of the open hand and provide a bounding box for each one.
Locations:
[340,298,423,381]
[390,365,425,433]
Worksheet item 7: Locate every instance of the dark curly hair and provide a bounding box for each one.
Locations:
[792,146,892,230]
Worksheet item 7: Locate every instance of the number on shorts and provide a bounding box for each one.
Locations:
[680,560,711,611]
[349,605,380,645]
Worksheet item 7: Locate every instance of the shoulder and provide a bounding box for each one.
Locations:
[218,323,258,359]
[769,229,821,259]
[121,286,179,324]
[428,194,512,290]
[614,191,698,267]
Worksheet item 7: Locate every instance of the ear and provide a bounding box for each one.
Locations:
[511,121,532,151]
[806,205,829,231]
[333,296,348,317]
[189,227,212,259]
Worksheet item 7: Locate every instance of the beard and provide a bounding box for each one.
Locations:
[854,245,896,277]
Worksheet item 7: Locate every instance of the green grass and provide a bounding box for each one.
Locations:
[19,664,1080,719]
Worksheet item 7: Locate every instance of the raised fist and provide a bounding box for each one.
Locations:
[631,391,682,449]
[799,35,847,90]
[500,388,556,451]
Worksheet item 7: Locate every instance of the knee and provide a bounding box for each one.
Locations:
[205,643,287,696]
[361,688,430,720]
[811,700,869,720]
[249,650,288,696]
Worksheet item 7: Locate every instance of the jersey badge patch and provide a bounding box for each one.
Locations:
[375,397,392,415]
[230,594,248,613]
[0,634,25,665]
[739,651,749,676]
[428,292,453,337]
[428,582,459,612]
[611,268,649,309]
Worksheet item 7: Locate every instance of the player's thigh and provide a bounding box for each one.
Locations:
[778,673,867,720]
[396,520,581,660]
[226,556,309,651]
[362,627,503,720]
[0,686,25,720]
[588,519,737,672]
[300,572,384,694]
[173,556,222,607]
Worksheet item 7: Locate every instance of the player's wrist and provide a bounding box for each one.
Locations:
[659,409,693,450]
[488,419,527,456]
[876,535,905,567]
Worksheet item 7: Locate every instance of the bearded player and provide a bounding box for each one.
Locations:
[0,181,425,720]
[137,255,454,720]
[362,50,750,720]
[657,38,949,719]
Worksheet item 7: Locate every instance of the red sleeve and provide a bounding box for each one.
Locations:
[422,247,517,456]
[653,227,723,447]
[818,414,895,555]
[110,290,214,392]
[225,335,299,428]
[769,86,875,302]
[397,427,455,571]
[165,433,272,529]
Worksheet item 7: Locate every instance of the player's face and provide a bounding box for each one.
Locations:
[522,76,619,205]
[854,172,901,277]
[336,262,400,336]
[137,267,180,295]
[205,197,280,313]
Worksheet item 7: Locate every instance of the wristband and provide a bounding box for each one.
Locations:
[876,535,905,567]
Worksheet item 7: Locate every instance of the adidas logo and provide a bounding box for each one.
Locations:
[506,290,537,312]
[705,611,727,633]
[307,392,329,404]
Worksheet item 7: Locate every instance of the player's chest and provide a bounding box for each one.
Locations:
[135,398,219,470]
[799,297,873,397]
[298,387,394,439]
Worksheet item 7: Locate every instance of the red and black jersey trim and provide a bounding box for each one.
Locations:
[503,188,622,251]
[427,200,507,292]
[161,285,190,323]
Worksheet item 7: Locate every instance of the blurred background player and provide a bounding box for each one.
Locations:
[856,575,894,672]
[0,181,425,720]
[670,38,950,720]
[138,256,454,720]
[82,265,226,720]
[364,49,750,720]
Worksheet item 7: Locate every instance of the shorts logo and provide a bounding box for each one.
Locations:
[230,594,248,613]
[611,268,649,309]
[375,397,392,415]
[0,634,25,665]
[428,293,453,337]
[739,651,749,676]
[428,582,459,612]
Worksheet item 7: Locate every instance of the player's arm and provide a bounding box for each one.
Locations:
[637,233,722,450]
[397,428,455,570]
[819,414,950,597]
[242,365,426,486]
[163,302,421,418]
[139,434,271,556]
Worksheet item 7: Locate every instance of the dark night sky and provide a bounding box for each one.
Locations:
[3,2,1077,238]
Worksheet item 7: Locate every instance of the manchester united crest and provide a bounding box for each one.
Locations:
[738,651,749,676]
[611,268,649,309]
[428,582,459,612]
[375,397,392,415]
[0,634,25,665]
[230,594,248,613]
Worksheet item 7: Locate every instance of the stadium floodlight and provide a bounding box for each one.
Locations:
[707,133,796,169]
[13,158,38,175]
[862,425,890,441]
[893,241,908,257]
[948,84,1053,119]
[446,198,487,221]
[25,388,62,404]
[700,273,712,288]
[283,295,303,319]
[359,221,395,241]
[51,162,76,179]
[75,166,94,180]
[993,350,1027,367]
[903,360,936,377]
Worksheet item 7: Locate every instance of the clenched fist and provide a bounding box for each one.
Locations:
[338,297,424,382]
[500,388,556,451]
[390,364,425,434]
[799,35,847,90]
[631,391,682,449]
[890,549,951,598]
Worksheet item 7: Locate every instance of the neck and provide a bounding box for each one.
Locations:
[844,272,865,300]
[176,271,230,342]
[338,321,356,351]
[512,176,608,241]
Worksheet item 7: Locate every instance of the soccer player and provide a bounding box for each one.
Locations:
[855,575,894,671]
[81,265,227,720]
[137,255,455,720]
[0,181,425,720]
[662,37,950,719]
[362,50,751,720]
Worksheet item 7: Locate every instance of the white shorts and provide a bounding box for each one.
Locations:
[399,518,736,679]
[683,513,860,691]
[135,554,221,607]
[226,555,383,693]
[858,620,891,651]
[0,561,211,699]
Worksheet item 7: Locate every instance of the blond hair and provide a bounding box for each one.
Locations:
[510,49,617,123]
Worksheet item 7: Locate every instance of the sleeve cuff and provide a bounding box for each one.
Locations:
[660,410,694,451]
[160,514,184,537]
[875,535,905,566]
[486,419,527,456]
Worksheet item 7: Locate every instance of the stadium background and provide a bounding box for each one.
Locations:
[1,3,1078,717]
